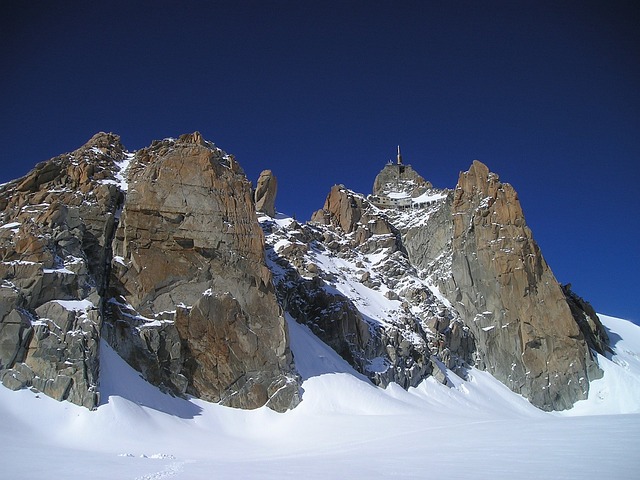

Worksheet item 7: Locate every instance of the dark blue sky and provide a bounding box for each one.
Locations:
[2,1,639,323]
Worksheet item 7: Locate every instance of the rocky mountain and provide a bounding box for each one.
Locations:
[0,132,299,412]
[0,132,608,412]
[268,154,608,411]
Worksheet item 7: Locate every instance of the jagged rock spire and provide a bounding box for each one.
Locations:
[255,170,278,217]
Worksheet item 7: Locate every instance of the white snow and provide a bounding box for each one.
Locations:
[273,238,293,252]
[1,259,37,266]
[100,152,133,191]
[114,152,133,191]
[113,255,127,266]
[558,314,640,416]
[1,314,639,479]
[0,221,21,229]
[42,266,75,275]
[305,245,402,327]
[53,299,95,311]
[411,191,447,204]
[387,191,410,199]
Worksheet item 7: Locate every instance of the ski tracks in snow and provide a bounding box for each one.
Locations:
[118,453,187,480]
[134,461,185,480]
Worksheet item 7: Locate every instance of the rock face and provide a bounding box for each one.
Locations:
[0,132,300,412]
[268,185,473,391]
[0,134,609,413]
[562,283,610,357]
[273,158,606,411]
[310,185,394,241]
[0,132,125,408]
[254,169,278,217]
[445,160,601,409]
[372,163,431,197]
[104,133,300,411]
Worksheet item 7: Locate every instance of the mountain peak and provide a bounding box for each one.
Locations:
[84,131,122,150]
[0,133,611,413]
[370,150,433,208]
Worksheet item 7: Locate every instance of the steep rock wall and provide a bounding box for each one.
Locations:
[0,132,301,412]
[447,160,601,410]
[104,133,300,411]
[0,132,125,408]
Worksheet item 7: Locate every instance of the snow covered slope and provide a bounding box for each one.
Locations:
[1,314,639,479]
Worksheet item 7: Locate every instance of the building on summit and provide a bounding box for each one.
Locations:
[369,146,433,209]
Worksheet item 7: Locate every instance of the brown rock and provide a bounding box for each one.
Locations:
[1,131,300,412]
[311,185,393,240]
[105,134,300,411]
[449,160,600,410]
[254,170,278,217]
[176,292,299,411]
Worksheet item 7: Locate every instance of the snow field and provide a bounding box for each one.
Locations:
[0,314,639,479]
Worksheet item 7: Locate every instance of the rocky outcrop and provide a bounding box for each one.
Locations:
[447,160,601,410]
[310,185,393,245]
[262,209,469,391]
[103,133,300,411]
[0,132,125,408]
[273,256,435,389]
[562,284,610,356]
[372,163,431,197]
[0,132,301,412]
[401,191,454,272]
[175,292,299,411]
[0,133,609,414]
[277,158,605,411]
[254,169,278,217]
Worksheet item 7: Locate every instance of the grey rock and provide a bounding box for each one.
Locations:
[0,309,33,370]
[265,219,434,390]
[0,131,300,412]
[0,133,122,409]
[563,283,610,356]
[445,160,600,410]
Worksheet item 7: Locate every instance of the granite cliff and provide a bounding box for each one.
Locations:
[272,155,607,411]
[0,133,607,412]
[0,132,299,411]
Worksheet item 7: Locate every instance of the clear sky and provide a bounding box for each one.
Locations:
[2,1,638,323]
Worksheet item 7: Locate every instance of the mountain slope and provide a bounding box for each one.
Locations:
[268,158,605,410]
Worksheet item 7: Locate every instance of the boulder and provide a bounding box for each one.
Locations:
[176,292,299,412]
[0,309,33,370]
